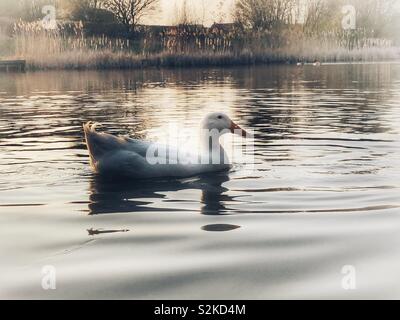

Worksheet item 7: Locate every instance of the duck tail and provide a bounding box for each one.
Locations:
[83,122,127,172]
[83,121,102,170]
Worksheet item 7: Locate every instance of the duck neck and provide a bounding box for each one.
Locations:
[200,129,227,165]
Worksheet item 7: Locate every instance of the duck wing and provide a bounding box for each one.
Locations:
[83,122,177,173]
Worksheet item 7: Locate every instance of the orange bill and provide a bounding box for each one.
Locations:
[230,121,249,138]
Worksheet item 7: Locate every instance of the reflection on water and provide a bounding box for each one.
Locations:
[1,63,400,299]
[88,172,231,216]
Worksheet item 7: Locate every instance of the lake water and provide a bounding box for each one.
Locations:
[1,63,400,299]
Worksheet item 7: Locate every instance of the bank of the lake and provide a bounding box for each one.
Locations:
[9,46,400,71]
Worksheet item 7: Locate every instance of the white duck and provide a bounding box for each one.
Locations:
[83,112,249,179]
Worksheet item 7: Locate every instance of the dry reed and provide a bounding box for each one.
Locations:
[5,20,400,70]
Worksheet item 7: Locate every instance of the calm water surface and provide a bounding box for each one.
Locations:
[1,64,400,299]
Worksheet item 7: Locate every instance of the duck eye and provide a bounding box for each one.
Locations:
[217,115,223,119]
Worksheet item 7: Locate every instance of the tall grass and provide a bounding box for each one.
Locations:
[6,20,400,70]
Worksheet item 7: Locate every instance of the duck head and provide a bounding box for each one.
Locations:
[201,112,250,138]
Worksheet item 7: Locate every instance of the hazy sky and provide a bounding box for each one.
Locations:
[147,0,400,26]
[146,0,235,26]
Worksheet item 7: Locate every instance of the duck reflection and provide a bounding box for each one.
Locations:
[88,171,232,216]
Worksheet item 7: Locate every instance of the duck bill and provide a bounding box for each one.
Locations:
[230,121,249,138]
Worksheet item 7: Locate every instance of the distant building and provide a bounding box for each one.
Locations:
[210,23,236,33]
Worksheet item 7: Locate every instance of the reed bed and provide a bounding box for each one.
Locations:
[6,20,400,70]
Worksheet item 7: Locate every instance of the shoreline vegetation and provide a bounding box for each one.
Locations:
[20,46,400,71]
[1,0,400,71]
[6,23,400,71]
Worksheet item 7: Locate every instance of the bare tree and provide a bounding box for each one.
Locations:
[177,0,190,25]
[235,0,297,32]
[104,0,159,31]
[174,0,200,26]
[303,0,337,35]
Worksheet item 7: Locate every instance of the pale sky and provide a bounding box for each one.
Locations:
[144,0,400,26]
[145,0,236,26]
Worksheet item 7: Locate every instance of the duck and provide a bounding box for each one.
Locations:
[83,112,250,179]
[313,60,321,67]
